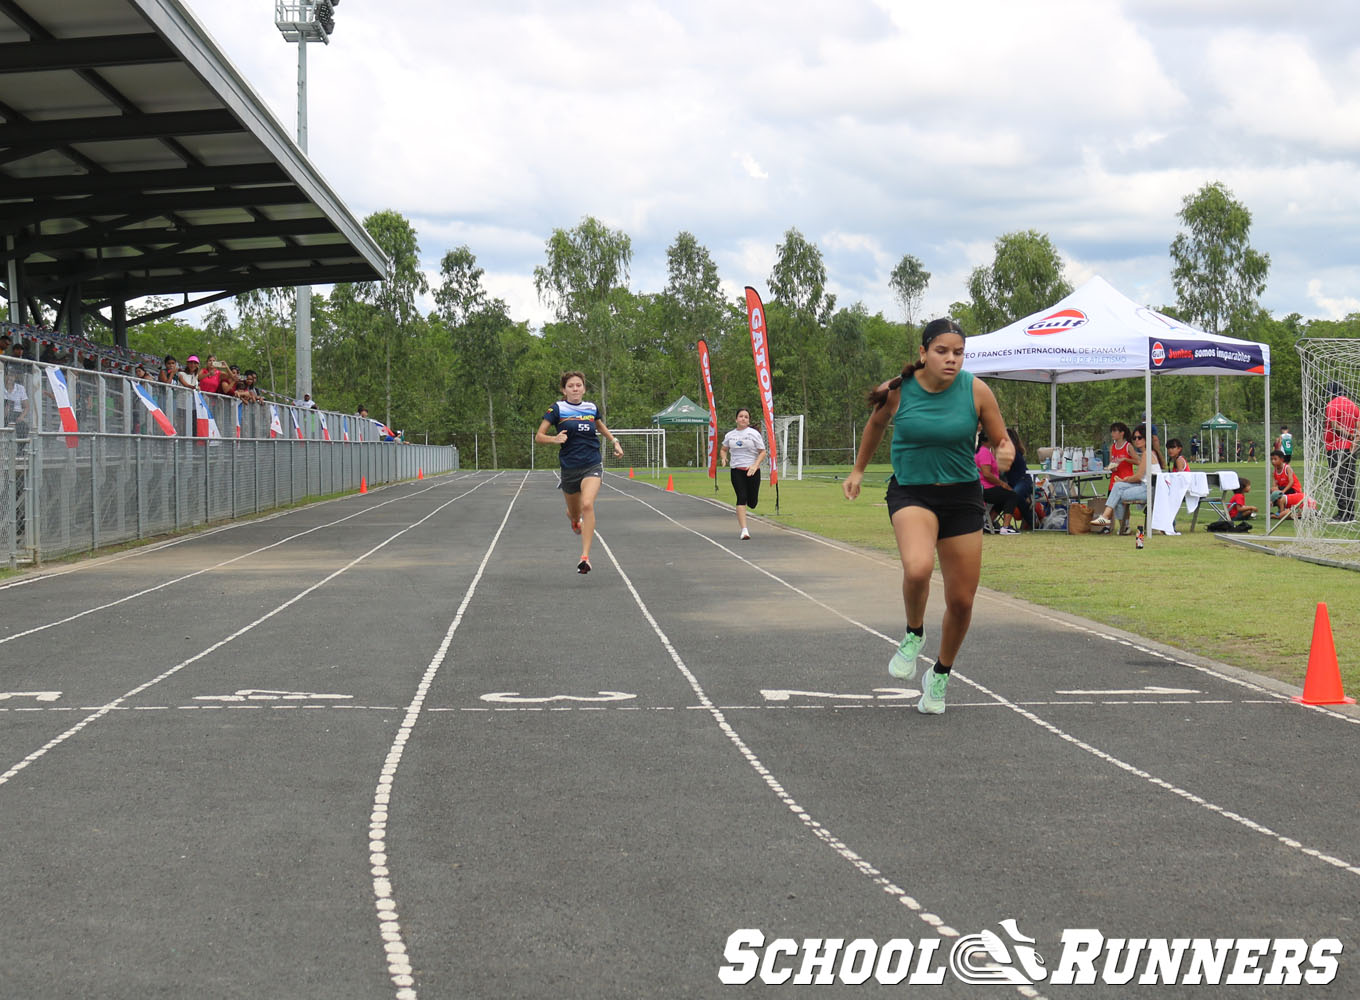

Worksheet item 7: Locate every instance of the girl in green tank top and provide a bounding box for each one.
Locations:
[842,319,1013,716]
[890,368,979,485]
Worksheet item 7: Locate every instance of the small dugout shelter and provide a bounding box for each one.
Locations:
[652,394,712,467]
[1199,412,1239,463]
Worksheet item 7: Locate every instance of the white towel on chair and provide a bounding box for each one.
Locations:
[1217,470,1240,490]
[1186,472,1210,512]
[1151,474,1189,534]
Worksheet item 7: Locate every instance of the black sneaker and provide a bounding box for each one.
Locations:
[577,557,591,574]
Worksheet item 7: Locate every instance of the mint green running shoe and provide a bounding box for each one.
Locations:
[888,631,924,680]
[917,668,949,714]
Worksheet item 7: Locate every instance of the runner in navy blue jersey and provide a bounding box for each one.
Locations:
[535,371,624,574]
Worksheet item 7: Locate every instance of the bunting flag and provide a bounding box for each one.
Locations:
[193,390,222,440]
[744,286,779,486]
[341,416,351,442]
[371,418,397,441]
[132,382,176,436]
[44,367,80,448]
[268,404,283,439]
[290,408,303,440]
[319,412,331,441]
[697,338,719,479]
[234,400,243,438]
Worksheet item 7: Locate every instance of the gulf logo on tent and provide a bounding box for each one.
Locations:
[1025,308,1088,336]
[1151,341,1166,367]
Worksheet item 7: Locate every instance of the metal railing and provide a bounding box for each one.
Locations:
[1,358,457,566]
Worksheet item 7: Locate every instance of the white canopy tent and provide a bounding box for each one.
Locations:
[963,276,1272,536]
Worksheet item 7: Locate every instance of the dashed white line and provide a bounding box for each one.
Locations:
[366,471,529,1000]
[592,530,1048,1000]
[612,486,1360,882]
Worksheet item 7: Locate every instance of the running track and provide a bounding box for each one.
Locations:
[1,470,1356,999]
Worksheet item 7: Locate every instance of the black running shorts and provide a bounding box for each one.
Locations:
[885,478,985,539]
[559,463,603,494]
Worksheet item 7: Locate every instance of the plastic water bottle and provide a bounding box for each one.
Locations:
[1135,526,1145,549]
[1085,446,1096,471]
[1064,447,1073,473]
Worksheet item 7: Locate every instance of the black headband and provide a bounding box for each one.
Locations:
[921,319,963,350]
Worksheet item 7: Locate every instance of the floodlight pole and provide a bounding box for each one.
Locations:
[295,35,312,404]
[275,2,331,404]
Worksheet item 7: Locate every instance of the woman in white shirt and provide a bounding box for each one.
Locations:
[720,408,767,540]
[1091,424,1162,533]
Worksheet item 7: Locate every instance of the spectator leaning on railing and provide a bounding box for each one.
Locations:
[235,370,262,404]
[4,362,31,441]
[197,355,224,394]
[178,355,200,389]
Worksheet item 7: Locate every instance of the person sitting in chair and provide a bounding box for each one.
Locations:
[1091,424,1161,534]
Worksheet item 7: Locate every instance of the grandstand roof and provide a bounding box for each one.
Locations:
[0,0,387,323]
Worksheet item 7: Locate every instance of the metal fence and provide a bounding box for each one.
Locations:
[1,358,457,567]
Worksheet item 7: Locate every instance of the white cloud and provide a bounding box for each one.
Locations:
[178,0,1360,329]
[736,153,769,181]
[1307,280,1360,320]
[1205,31,1360,151]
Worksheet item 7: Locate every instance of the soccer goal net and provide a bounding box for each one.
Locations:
[607,427,665,478]
[773,414,804,481]
[1287,339,1360,567]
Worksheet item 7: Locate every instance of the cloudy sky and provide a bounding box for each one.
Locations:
[188,0,1360,329]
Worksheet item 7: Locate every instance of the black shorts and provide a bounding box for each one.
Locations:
[559,463,603,494]
[731,467,761,507]
[885,478,985,539]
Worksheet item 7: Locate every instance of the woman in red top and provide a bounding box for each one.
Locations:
[196,355,223,394]
[1107,422,1137,492]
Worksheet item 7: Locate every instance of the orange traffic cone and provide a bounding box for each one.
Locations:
[1293,603,1355,705]
[628,468,635,479]
[359,476,367,495]
[418,468,423,480]
[665,474,675,492]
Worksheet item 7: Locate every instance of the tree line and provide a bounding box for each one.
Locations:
[118,182,1358,467]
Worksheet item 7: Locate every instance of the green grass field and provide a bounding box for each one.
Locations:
[648,463,1357,694]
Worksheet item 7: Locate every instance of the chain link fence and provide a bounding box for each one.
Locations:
[1,358,457,567]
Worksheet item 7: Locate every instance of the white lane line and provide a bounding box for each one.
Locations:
[594,530,1047,1000]
[977,603,1360,726]
[611,488,1360,881]
[0,470,480,593]
[609,477,1360,726]
[0,698,1279,715]
[0,475,500,791]
[367,471,528,1000]
[0,472,505,647]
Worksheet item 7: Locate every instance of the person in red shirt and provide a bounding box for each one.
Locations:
[1227,479,1257,520]
[1166,438,1190,472]
[196,355,223,395]
[1270,450,1308,518]
[1107,422,1137,492]
[1324,382,1359,522]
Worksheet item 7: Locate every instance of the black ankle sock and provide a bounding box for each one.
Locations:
[933,660,952,675]
[907,625,923,638]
